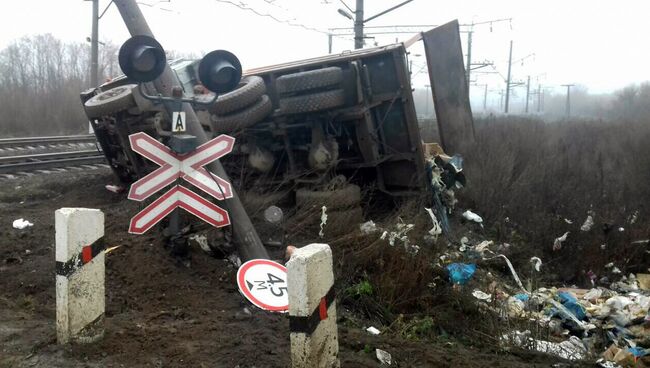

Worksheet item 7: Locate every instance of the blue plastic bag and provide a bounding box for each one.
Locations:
[446,263,476,285]
[557,291,586,321]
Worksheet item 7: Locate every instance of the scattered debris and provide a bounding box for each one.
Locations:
[581,215,594,231]
[506,331,586,360]
[472,290,492,302]
[319,206,327,238]
[366,326,381,335]
[105,184,124,193]
[189,234,211,253]
[12,218,33,229]
[375,348,392,365]
[424,208,442,240]
[553,232,569,251]
[462,210,483,224]
[530,257,542,272]
[105,245,122,255]
[447,263,476,285]
[359,220,378,234]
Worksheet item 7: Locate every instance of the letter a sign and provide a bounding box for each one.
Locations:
[127,132,234,234]
[172,111,186,132]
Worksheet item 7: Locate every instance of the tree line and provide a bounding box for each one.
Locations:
[0,34,119,137]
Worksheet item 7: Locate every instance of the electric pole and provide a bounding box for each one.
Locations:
[562,84,575,118]
[537,84,541,113]
[504,40,513,113]
[354,0,364,49]
[525,75,530,113]
[466,28,472,88]
[483,84,488,111]
[91,0,99,87]
[328,33,333,53]
[337,0,413,49]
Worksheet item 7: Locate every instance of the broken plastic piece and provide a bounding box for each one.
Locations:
[366,326,381,335]
[553,232,569,251]
[359,221,378,234]
[105,184,124,193]
[581,215,594,231]
[530,257,542,272]
[376,348,392,365]
[472,289,492,302]
[12,218,33,230]
[462,210,483,224]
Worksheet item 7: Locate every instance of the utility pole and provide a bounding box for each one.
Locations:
[354,0,364,49]
[537,84,542,113]
[499,89,504,110]
[483,84,488,111]
[91,0,99,87]
[328,33,333,53]
[562,84,575,118]
[504,40,513,113]
[112,0,269,261]
[466,27,472,88]
[525,75,530,113]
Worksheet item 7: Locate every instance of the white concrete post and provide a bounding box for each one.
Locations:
[287,243,340,368]
[55,208,105,344]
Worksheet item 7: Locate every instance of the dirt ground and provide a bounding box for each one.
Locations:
[0,169,588,367]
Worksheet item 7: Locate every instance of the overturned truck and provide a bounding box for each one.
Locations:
[81,18,473,241]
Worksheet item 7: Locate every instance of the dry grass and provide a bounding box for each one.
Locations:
[462,116,650,283]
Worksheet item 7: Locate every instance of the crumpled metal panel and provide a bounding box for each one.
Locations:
[422,20,476,153]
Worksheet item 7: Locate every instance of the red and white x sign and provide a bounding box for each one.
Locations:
[129,185,230,234]
[127,132,234,201]
[126,132,235,235]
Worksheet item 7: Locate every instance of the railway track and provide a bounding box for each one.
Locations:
[0,148,107,176]
[0,134,97,149]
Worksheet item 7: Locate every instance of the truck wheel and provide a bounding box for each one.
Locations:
[84,84,137,118]
[210,76,266,115]
[278,89,345,115]
[210,94,273,134]
[296,184,361,210]
[276,67,343,94]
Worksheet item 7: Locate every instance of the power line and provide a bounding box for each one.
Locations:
[212,0,341,36]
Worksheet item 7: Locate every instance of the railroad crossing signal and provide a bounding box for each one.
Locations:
[127,132,234,235]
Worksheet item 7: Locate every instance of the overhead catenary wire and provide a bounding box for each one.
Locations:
[211,0,348,39]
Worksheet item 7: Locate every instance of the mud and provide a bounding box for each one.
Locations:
[0,169,584,367]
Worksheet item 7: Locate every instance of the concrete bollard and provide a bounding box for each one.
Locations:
[287,243,340,368]
[55,208,105,344]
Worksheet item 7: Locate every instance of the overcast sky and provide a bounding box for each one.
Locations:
[1,0,649,98]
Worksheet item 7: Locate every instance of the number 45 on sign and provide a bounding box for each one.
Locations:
[237,259,289,312]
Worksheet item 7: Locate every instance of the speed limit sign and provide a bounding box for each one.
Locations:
[237,259,289,312]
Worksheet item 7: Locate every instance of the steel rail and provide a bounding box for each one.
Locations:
[0,150,106,174]
[0,134,97,148]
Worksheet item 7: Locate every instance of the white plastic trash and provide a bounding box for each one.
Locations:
[462,210,483,223]
[581,215,594,231]
[366,326,381,335]
[376,349,392,365]
[12,218,33,230]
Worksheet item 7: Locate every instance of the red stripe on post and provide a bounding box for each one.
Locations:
[319,297,328,320]
[82,246,92,264]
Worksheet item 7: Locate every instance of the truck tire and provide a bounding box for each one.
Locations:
[278,89,345,115]
[210,76,266,115]
[210,94,273,134]
[296,184,361,210]
[84,84,137,118]
[275,67,343,94]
